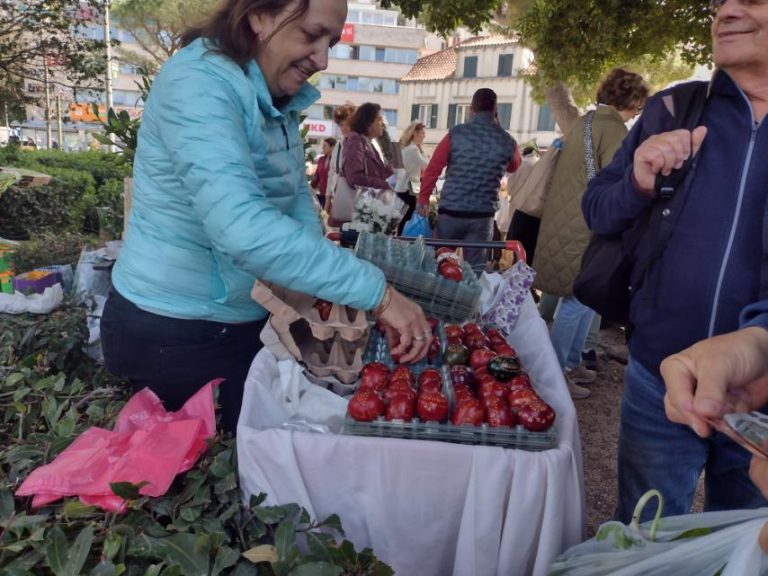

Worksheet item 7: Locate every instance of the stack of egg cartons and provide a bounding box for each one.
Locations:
[251,281,368,389]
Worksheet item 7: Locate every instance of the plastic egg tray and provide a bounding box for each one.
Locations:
[343,363,558,451]
[354,232,482,323]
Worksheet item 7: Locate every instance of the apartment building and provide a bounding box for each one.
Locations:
[302,0,428,146]
[399,36,560,153]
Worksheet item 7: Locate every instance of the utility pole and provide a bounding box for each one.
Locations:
[43,54,52,148]
[104,0,115,151]
[56,95,63,148]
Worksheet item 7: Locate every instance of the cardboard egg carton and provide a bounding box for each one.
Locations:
[251,281,368,342]
[261,316,366,387]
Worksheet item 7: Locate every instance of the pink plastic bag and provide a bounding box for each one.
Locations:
[16,380,221,512]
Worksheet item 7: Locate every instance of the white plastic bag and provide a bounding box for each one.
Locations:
[0,283,63,314]
[73,247,114,363]
[240,348,349,434]
[550,491,768,576]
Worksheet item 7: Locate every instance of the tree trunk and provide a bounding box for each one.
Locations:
[544,80,580,134]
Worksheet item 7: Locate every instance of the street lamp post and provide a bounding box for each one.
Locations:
[104,0,114,113]
[43,54,52,148]
[104,0,115,151]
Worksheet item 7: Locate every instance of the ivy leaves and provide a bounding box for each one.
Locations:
[1,300,393,575]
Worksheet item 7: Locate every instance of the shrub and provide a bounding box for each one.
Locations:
[0,150,131,236]
[8,231,94,273]
[0,181,82,239]
[22,149,131,187]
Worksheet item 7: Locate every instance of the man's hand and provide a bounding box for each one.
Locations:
[661,327,768,438]
[416,204,429,217]
[632,126,708,194]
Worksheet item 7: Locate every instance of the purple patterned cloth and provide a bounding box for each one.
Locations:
[481,261,536,335]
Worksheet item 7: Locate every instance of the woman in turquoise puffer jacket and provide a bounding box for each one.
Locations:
[100,0,431,433]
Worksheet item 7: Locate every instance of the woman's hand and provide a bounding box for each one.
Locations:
[377,287,432,364]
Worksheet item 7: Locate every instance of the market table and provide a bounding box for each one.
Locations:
[237,291,585,576]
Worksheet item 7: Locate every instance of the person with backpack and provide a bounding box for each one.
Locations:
[582,0,768,523]
[533,69,648,400]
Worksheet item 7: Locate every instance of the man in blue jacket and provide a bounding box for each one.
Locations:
[583,0,768,522]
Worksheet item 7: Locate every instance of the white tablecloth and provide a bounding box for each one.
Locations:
[237,293,585,576]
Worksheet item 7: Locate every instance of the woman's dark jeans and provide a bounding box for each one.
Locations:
[101,288,267,433]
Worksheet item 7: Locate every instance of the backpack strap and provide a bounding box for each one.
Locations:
[631,81,709,294]
[653,82,710,198]
[583,110,597,181]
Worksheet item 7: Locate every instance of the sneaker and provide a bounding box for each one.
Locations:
[565,365,597,384]
[581,349,598,371]
[607,343,629,365]
[564,371,591,399]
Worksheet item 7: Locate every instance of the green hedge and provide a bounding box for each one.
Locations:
[0,150,129,238]
[7,231,95,273]
[0,181,82,239]
[0,148,131,186]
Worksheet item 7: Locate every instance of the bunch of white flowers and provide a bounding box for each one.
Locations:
[352,188,406,235]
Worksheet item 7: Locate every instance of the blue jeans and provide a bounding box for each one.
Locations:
[549,296,595,370]
[101,288,267,434]
[616,358,768,523]
[435,214,494,275]
[583,312,602,352]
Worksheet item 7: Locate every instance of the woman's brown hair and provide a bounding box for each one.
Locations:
[596,68,649,112]
[348,102,381,136]
[182,0,310,67]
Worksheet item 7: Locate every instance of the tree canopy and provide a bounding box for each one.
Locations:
[0,0,108,121]
[515,0,712,93]
[384,0,715,128]
[111,0,216,70]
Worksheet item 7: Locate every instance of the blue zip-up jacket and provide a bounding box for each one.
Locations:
[583,70,768,375]
[113,39,386,322]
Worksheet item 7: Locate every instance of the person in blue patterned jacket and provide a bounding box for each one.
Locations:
[100,0,432,433]
[417,88,521,275]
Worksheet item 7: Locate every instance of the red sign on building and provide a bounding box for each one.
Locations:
[341,23,355,43]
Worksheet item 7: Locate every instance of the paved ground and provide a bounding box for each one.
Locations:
[575,324,704,536]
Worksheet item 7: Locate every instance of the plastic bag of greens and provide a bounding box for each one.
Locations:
[550,490,768,576]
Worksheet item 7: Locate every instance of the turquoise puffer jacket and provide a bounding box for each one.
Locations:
[113,39,385,322]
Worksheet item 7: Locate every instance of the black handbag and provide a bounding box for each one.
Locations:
[573,212,652,325]
[573,82,709,325]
